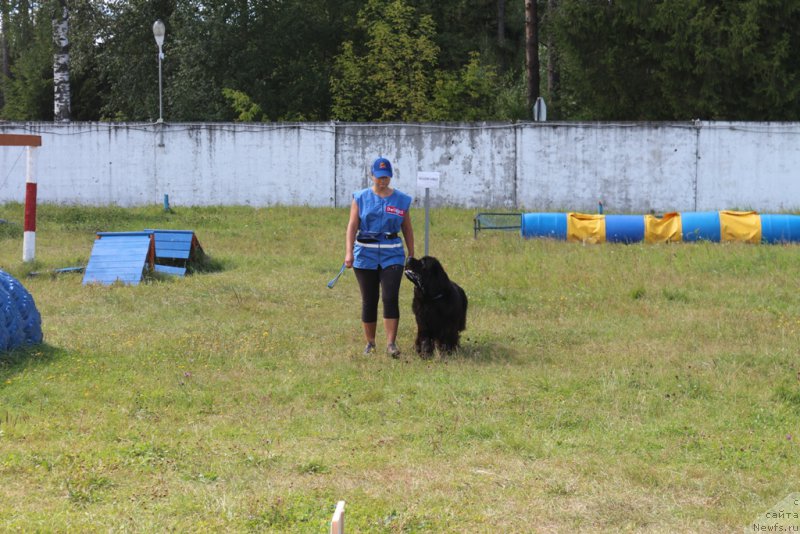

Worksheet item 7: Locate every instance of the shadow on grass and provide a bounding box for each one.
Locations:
[414,339,520,364]
[0,343,67,384]
[141,254,228,283]
[188,253,226,274]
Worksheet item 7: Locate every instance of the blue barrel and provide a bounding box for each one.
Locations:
[760,214,800,243]
[605,215,645,243]
[521,213,568,239]
[681,211,721,242]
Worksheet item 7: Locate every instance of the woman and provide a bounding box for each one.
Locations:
[345,157,415,357]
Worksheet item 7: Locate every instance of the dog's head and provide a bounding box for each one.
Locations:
[404,256,450,296]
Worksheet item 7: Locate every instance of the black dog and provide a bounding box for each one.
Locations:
[404,256,468,357]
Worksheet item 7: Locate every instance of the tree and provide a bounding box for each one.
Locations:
[551,0,800,120]
[52,0,70,121]
[544,0,560,119]
[0,0,10,110]
[222,88,265,122]
[95,0,175,121]
[429,51,500,120]
[524,0,539,114]
[1,0,52,120]
[331,0,439,121]
[66,0,111,121]
[498,0,506,45]
[92,0,365,121]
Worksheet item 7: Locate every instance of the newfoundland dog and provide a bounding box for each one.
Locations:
[404,256,468,357]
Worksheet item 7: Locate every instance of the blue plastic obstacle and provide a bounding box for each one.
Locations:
[520,211,800,244]
[82,230,206,285]
[0,270,43,351]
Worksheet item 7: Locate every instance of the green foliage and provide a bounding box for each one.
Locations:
[493,69,529,120]
[553,0,800,120]
[221,88,266,122]
[5,0,800,121]
[95,0,176,121]
[331,0,439,121]
[429,52,499,121]
[0,4,52,120]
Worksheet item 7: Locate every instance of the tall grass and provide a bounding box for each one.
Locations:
[0,203,799,532]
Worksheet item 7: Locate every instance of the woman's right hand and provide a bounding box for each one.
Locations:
[345,252,354,268]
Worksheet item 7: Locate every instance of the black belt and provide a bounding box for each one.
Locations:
[357,233,398,243]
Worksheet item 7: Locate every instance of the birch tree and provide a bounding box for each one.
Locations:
[52,0,70,121]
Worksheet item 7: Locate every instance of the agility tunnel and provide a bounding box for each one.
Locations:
[519,211,800,244]
[0,270,43,351]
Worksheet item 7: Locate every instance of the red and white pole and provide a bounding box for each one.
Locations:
[0,134,41,262]
[23,146,38,262]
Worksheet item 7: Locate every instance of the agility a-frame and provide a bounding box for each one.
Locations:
[1,134,42,262]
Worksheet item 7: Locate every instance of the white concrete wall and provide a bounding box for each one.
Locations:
[334,123,517,209]
[517,123,697,213]
[2,121,800,212]
[695,122,800,211]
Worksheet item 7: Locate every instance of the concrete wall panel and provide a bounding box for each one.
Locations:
[517,123,697,212]
[696,122,800,211]
[334,123,516,208]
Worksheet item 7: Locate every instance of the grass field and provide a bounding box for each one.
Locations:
[1,203,799,532]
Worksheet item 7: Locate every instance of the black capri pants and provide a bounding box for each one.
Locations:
[353,265,404,323]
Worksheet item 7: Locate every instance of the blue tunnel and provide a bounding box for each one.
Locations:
[520,211,800,244]
[0,270,43,351]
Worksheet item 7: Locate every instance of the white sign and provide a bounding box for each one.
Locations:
[417,171,441,189]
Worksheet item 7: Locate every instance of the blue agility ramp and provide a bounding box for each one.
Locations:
[82,232,155,285]
[146,229,205,276]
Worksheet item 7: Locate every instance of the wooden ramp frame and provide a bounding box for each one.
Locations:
[146,229,205,276]
[82,232,155,286]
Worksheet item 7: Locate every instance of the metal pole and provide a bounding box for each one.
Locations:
[158,51,163,123]
[152,20,165,147]
[157,48,164,147]
[424,188,430,256]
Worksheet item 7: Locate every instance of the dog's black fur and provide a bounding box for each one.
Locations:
[404,256,468,357]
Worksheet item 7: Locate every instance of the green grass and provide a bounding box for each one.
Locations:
[1,203,799,532]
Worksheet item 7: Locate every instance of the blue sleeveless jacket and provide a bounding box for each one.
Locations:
[353,188,412,269]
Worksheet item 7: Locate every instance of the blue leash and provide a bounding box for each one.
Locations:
[327,263,346,289]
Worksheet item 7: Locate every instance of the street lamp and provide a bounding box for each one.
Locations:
[152,20,165,123]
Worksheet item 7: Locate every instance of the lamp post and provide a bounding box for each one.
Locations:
[152,20,165,124]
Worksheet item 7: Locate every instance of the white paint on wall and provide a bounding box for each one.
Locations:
[2,121,800,212]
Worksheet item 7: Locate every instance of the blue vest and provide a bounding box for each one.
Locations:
[353,188,412,269]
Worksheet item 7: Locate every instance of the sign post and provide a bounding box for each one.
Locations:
[416,171,440,256]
